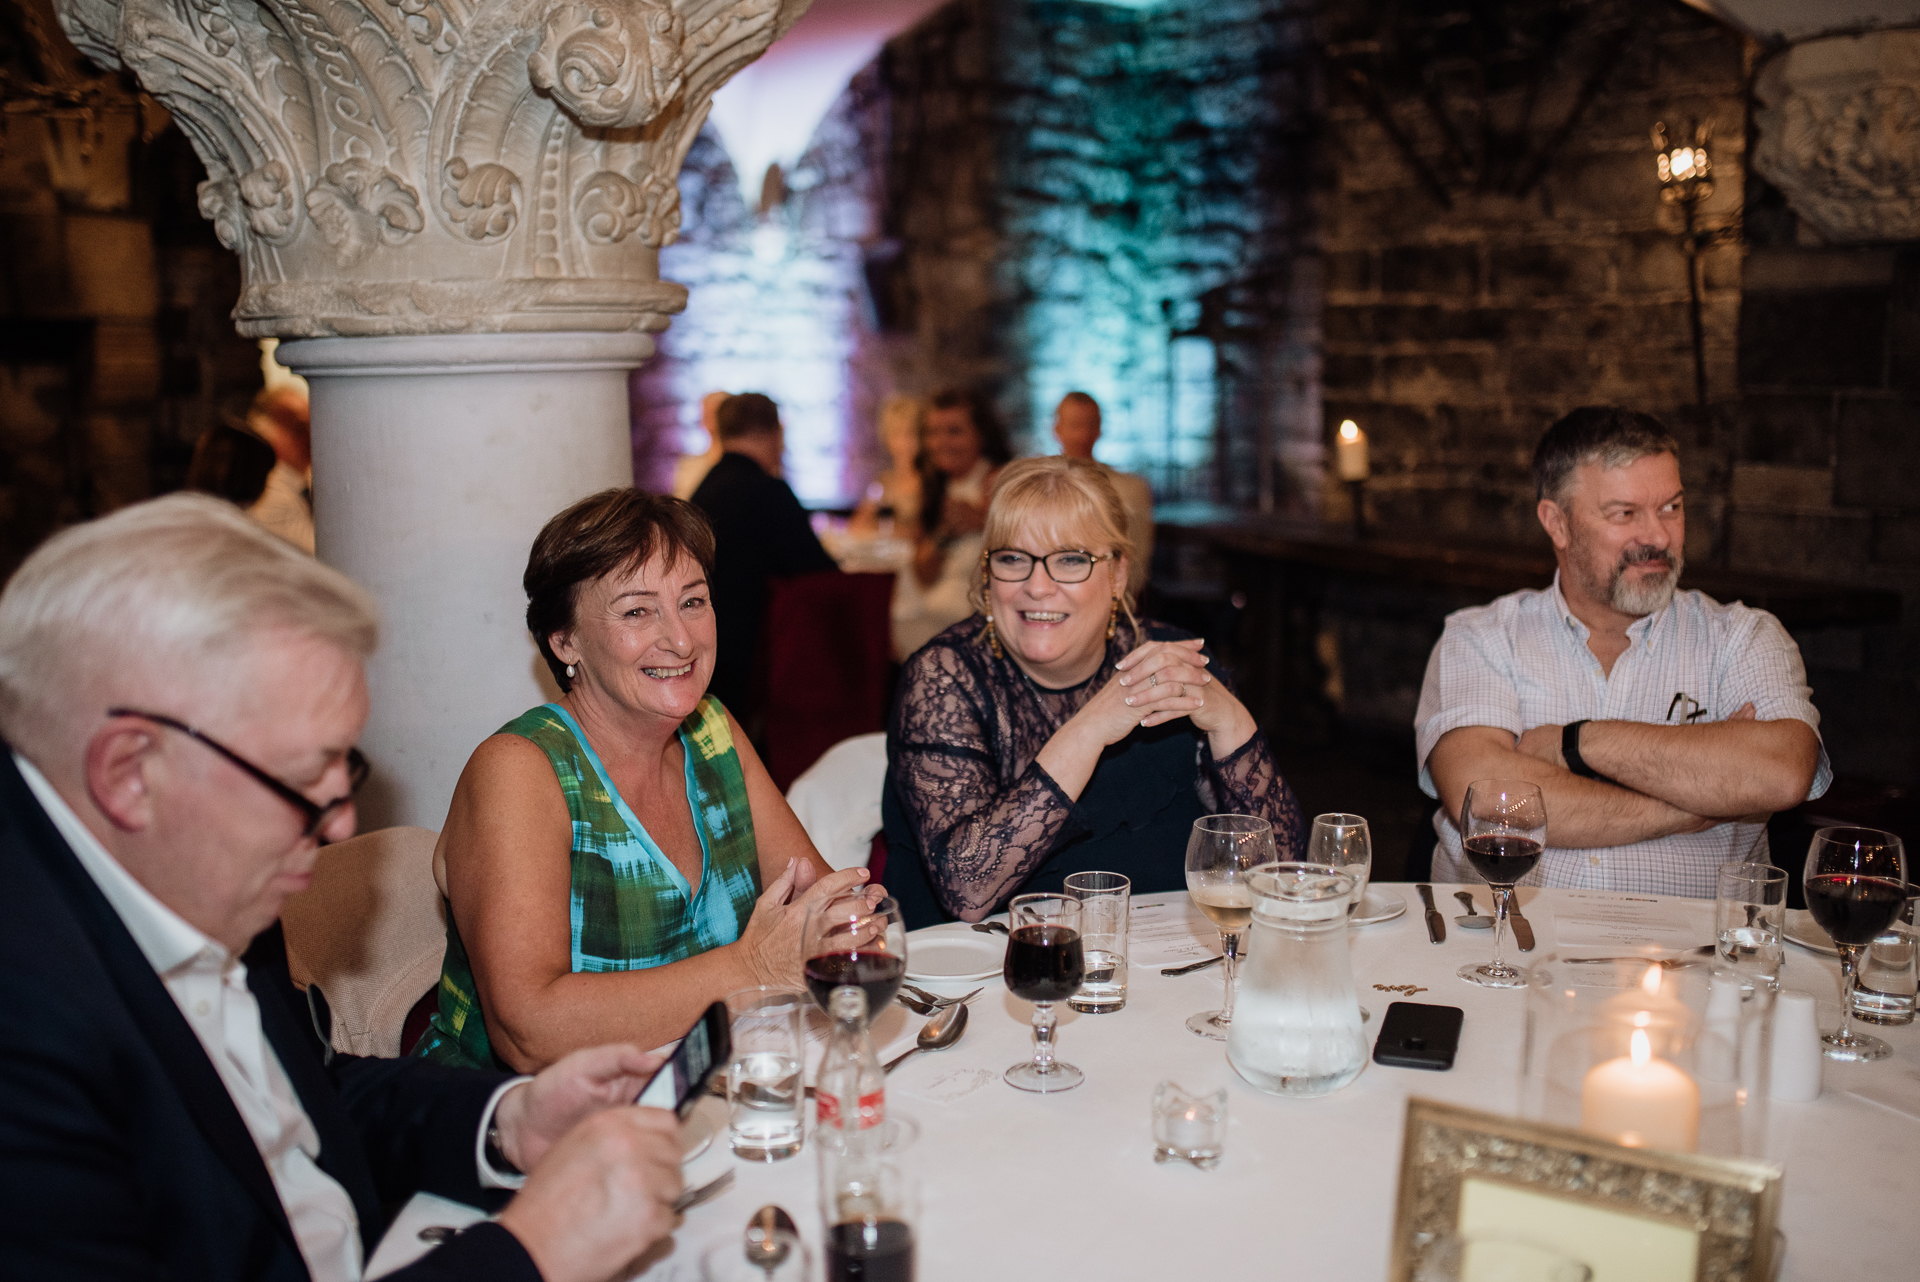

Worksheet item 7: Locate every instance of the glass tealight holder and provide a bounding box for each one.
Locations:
[1151,1081,1226,1169]
[1520,950,1770,1159]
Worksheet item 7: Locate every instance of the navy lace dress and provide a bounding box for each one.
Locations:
[881,615,1306,929]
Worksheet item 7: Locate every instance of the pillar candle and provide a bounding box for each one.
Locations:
[1334,420,1370,481]
[1580,1027,1700,1152]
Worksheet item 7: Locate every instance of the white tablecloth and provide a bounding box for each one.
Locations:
[371,886,1919,1280]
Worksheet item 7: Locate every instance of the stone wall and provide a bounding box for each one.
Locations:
[0,0,259,577]
[875,0,1320,494]
[636,0,1322,506]
[1316,0,1920,786]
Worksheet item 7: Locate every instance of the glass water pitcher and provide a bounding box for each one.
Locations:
[1227,862,1368,1097]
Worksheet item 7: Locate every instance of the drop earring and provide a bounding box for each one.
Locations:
[565,663,576,679]
[985,614,1003,660]
[1106,596,1119,641]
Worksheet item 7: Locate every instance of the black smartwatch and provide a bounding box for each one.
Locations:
[1562,720,1609,782]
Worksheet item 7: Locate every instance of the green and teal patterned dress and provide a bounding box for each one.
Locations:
[415,696,762,1069]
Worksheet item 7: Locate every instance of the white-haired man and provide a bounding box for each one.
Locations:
[1416,406,1831,897]
[0,495,684,1280]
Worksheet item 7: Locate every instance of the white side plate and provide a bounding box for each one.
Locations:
[1783,909,1840,958]
[904,924,1006,981]
[1350,887,1409,926]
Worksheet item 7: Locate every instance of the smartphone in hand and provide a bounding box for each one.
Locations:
[634,1001,732,1119]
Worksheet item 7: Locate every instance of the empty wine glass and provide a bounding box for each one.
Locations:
[1308,812,1372,915]
[1002,893,1085,1092]
[1457,780,1546,990]
[1803,826,1908,1062]
[1185,814,1276,1039]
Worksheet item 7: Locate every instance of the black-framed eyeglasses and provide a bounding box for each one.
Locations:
[106,708,369,839]
[984,547,1114,584]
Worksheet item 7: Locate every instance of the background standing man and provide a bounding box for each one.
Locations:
[1415,406,1830,896]
[691,392,838,726]
[0,495,685,1280]
[1053,391,1152,598]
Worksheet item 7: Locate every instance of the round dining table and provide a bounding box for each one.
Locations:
[370,885,1918,1281]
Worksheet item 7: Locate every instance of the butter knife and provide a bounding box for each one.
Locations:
[1415,884,1446,944]
[1506,896,1536,952]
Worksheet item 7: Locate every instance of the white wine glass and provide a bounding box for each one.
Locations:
[1185,814,1276,1039]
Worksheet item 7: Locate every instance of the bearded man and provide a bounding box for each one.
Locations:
[1415,406,1830,896]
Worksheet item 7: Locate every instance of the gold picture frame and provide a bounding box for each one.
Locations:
[1389,1098,1783,1282]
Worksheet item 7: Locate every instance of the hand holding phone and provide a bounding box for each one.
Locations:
[635,1001,732,1119]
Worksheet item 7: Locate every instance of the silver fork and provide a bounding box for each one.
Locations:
[901,983,983,1008]
[672,1168,736,1214]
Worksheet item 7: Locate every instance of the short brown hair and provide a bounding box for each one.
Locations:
[524,488,716,692]
[1533,406,1679,505]
[715,392,781,442]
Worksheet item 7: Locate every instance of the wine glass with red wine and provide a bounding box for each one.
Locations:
[1804,826,1908,1062]
[1457,779,1546,990]
[1002,893,1086,1093]
[803,891,906,1027]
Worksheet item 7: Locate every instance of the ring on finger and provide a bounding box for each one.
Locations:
[1149,673,1158,687]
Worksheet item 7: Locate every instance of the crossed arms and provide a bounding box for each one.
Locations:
[1426,709,1822,848]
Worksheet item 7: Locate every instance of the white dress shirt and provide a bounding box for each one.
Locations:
[1413,576,1832,898]
[15,757,535,1277]
[16,754,365,1279]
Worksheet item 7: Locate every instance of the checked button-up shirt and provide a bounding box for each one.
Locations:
[1414,575,1832,898]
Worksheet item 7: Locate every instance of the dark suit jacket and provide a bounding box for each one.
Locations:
[0,748,539,1281]
[691,451,838,724]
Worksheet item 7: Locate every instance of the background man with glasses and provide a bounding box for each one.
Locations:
[0,495,686,1281]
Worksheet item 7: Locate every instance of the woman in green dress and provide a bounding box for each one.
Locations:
[417,488,869,1071]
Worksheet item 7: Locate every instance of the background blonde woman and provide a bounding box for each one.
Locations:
[881,456,1305,928]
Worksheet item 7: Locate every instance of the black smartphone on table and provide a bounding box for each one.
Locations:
[1372,1000,1464,1071]
[634,1000,731,1119]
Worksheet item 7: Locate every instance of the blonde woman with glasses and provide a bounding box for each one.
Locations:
[881,456,1305,928]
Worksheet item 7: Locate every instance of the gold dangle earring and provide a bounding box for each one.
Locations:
[982,550,1003,659]
[1106,595,1119,641]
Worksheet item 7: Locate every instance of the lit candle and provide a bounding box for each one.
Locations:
[1334,420,1370,482]
[1580,1023,1700,1152]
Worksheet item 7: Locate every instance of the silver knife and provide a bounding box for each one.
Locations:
[1415,884,1446,944]
[1507,896,1536,952]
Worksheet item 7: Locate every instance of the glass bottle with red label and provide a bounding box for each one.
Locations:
[817,985,885,1150]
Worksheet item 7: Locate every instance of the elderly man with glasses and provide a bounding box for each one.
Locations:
[0,495,686,1281]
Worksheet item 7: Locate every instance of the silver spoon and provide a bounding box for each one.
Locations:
[882,1000,968,1072]
[745,1205,798,1278]
[971,920,1009,935]
[1454,890,1494,929]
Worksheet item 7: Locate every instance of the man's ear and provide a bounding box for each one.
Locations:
[84,722,161,833]
[1536,497,1572,551]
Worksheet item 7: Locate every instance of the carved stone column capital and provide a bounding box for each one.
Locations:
[55,0,812,336]
[1753,30,1920,245]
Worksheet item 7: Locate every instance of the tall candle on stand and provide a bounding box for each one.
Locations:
[1334,420,1370,482]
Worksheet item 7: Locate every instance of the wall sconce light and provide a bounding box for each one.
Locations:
[1650,121,1721,407]
[1652,121,1714,207]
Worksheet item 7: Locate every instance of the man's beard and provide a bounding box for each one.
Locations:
[1574,535,1683,616]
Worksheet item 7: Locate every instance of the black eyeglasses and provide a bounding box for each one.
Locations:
[984,548,1114,584]
[106,708,369,839]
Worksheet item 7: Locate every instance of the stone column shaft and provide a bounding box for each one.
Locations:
[56,0,813,826]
